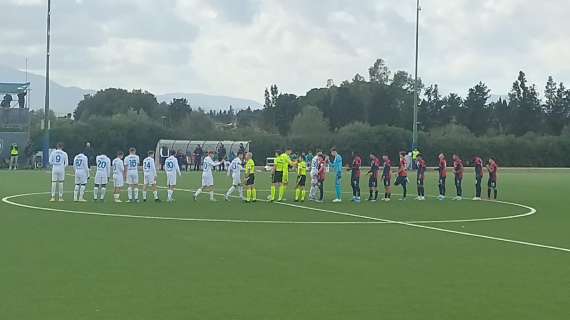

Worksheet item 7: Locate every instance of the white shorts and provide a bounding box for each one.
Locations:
[52,169,65,182]
[311,174,319,185]
[202,173,214,187]
[114,174,124,188]
[144,174,156,186]
[167,173,177,186]
[126,171,139,185]
[75,173,88,185]
[232,174,241,186]
[95,174,109,185]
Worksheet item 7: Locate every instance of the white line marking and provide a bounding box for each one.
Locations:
[2,190,565,253]
[171,187,536,225]
[276,202,569,253]
[1,192,379,225]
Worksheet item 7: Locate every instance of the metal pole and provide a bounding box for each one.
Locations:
[43,0,51,168]
[412,0,420,149]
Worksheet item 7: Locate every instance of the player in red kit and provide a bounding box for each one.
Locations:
[452,154,464,200]
[394,151,409,200]
[473,156,484,200]
[381,155,392,201]
[487,158,499,200]
[367,154,381,202]
[349,152,362,203]
[436,153,447,200]
[415,154,426,200]
[316,154,327,203]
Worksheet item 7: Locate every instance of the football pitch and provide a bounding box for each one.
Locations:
[0,169,568,319]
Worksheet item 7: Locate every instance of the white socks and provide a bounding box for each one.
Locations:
[127,187,133,200]
[94,187,99,200]
[238,186,243,200]
[134,188,139,200]
[143,191,147,200]
[51,182,57,198]
[153,191,158,200]
[167,190,173,201]
[194,188,203,197]
[59,182,64,198]
[74,185,80,201]
[79,185,86,200]
[226,186,236,197]
[100,187,106,200]
[209,191,214,200]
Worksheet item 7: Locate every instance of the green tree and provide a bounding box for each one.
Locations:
[368,58,391,84]
[461,82,491,135]
[508,71,543,135]
[289,106,331,150]
[544,77,568,135]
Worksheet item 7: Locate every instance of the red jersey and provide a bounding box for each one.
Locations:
[474,157,483,178]
[453,159,464,179]
[382,159,392,180]
[351,156,362,178]
[318,160,327,181]
[369,158,381,178]
[439,159,447,178]
[488,162,498,181]
[398,158,408,177]
[417,159,427,179]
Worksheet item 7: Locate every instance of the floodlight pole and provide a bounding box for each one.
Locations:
[412,0,420,150]
[43,0,51,168]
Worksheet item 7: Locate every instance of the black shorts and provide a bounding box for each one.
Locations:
[297,175,307,187]
[246,174,255,186]
[273,171,283,183]
[488,179,497,188]
[395,176,408,186]
[417,177,424,186]
[369,177,378,188]
[455,176,463,185]
[383,178,391,187]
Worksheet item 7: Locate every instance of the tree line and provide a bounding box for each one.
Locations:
[27,59,570,167]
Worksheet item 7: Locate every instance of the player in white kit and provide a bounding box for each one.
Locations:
[112,151,125,203]
[164,150,182,202]
[142,150,160,202]
[309,151,322,201]
[193,150,222,201]
[49,143,69,202]
[225,152,245,201]
[73,152,90,202]
[94,153,111,201]
[124,148,140,202]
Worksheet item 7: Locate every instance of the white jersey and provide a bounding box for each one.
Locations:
[112,158,125,176]
[124,154,140,172]
[95,155,111,178]
[310,156,320,176]
[49,149,69,170]
[165,156,181,176]
[143,157,157,177]
[73,154,90,185]
[228,158,243,178]
[202,156,219,176]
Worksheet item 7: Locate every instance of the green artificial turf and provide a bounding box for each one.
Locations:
[0,169,568,319]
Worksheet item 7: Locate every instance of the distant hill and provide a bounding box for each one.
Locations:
[156,93,262,110]
[0,65,94,115]
[0,65,262,115]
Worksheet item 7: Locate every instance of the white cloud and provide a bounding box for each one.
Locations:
[1,0,569,102]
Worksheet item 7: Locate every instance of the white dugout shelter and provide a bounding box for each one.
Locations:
[155,140,250,163]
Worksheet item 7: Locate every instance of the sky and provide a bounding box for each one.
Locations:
[1,0,569,102]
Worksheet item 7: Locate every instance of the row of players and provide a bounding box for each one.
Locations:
[47,143,246,203]
[47,143,499,203]
[266,148,499,203]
